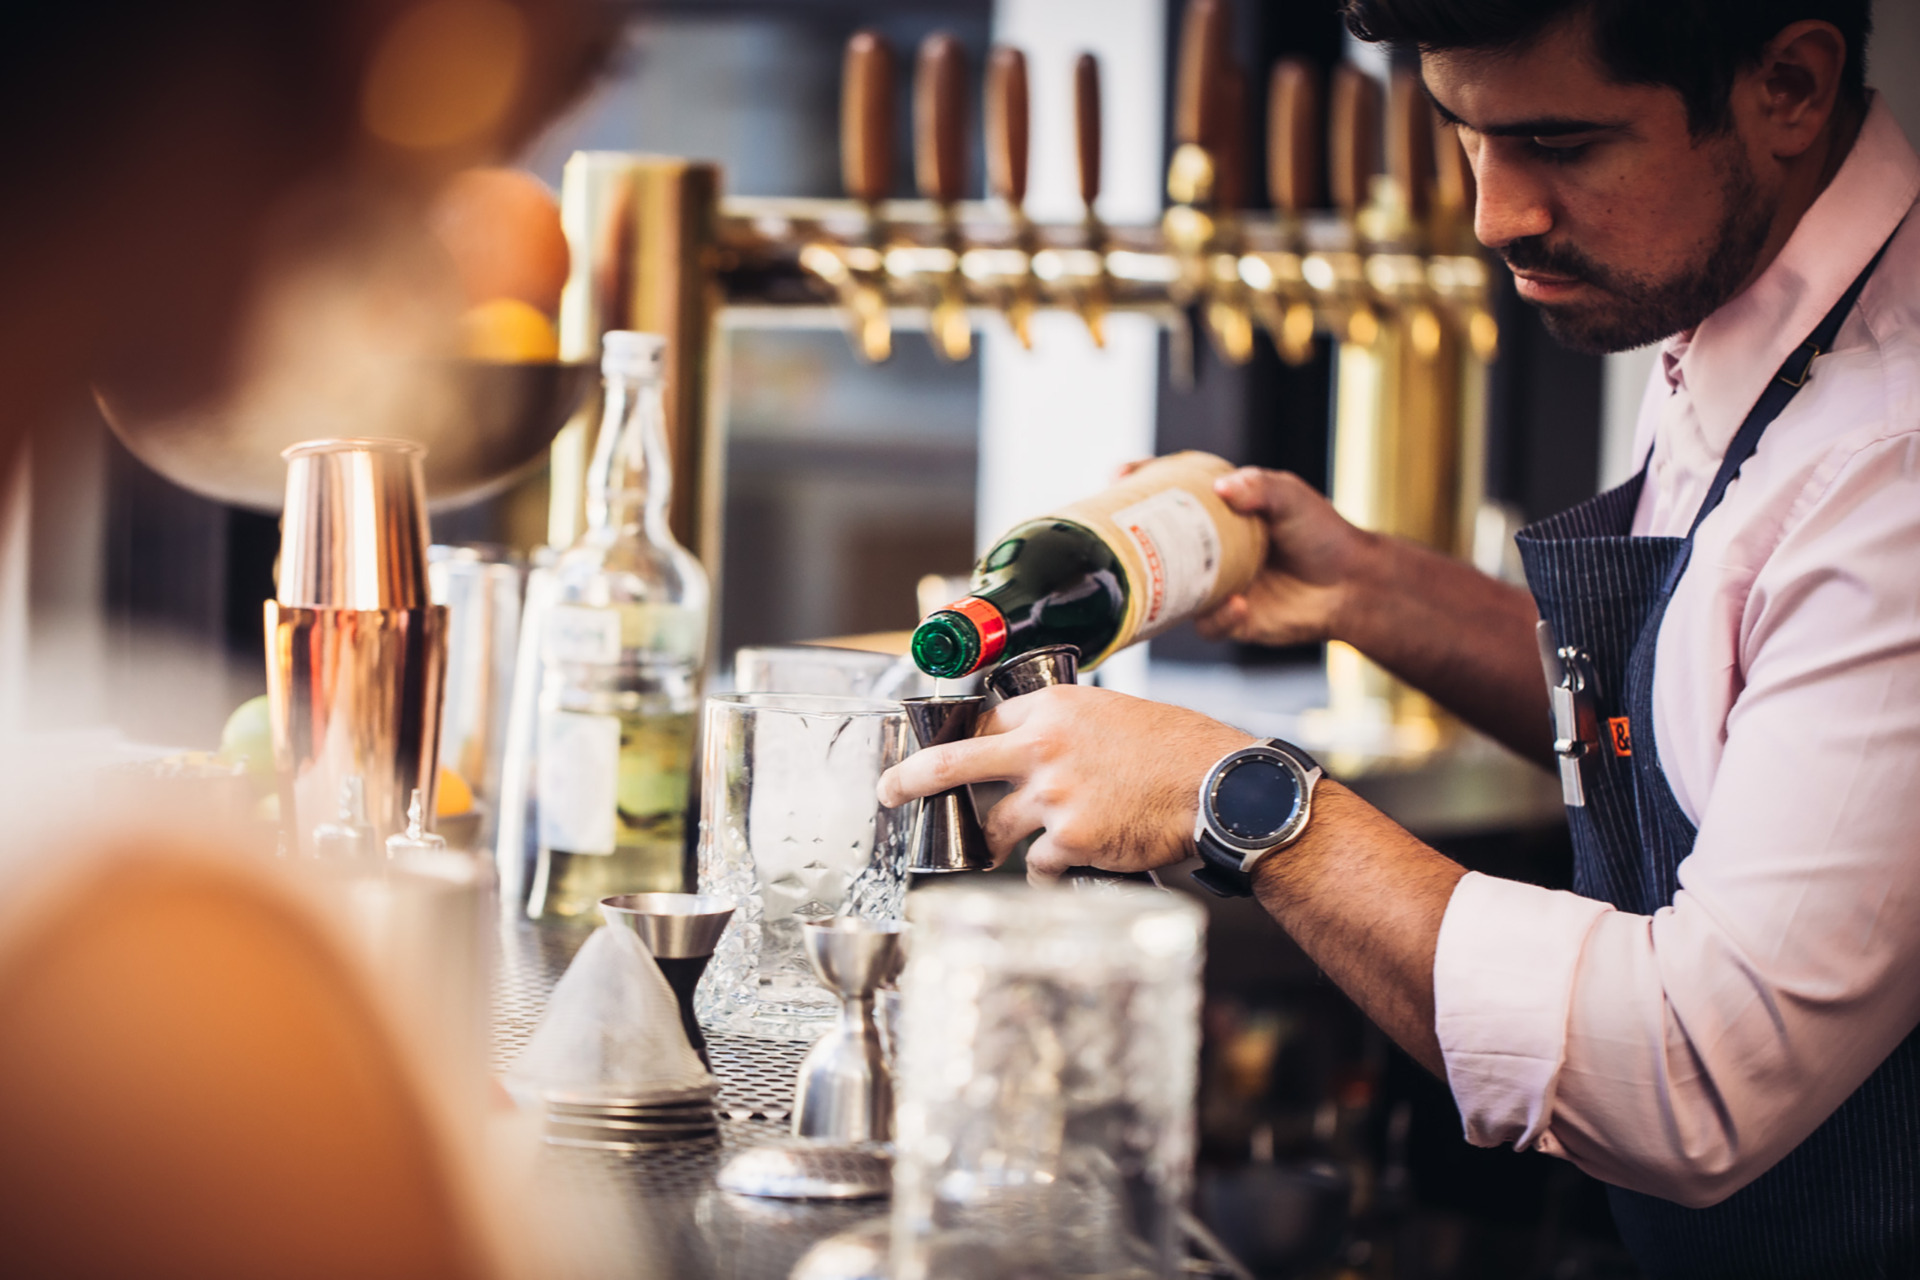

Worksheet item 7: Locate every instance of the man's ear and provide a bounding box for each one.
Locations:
[1747,19,1850,159]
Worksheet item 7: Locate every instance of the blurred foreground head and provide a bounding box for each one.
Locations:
[0,0,621,454]
[0,8,632,1274]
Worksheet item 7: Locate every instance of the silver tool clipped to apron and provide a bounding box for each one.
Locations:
[1514,238,1919,1279]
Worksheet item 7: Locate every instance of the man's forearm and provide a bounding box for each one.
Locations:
[1336,533,1551,767]
[1252,782,1467,1077]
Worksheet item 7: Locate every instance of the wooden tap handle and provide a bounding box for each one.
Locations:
[1075,53,1102,210]
[1215,64,1248,212]
[840,30,895,204]
[1388,66,1436,220]
[1328,63,1382,217]
[986,45,1029,208]
[1173,0,1230,150]
[1433,105,1476,216]
[915,32,969,205]
[1267,57,1323,215]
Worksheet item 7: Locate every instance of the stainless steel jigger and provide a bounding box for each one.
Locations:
[983,644,1163,890]
[793,917,906,1142]
[984,643,1081,701]
[902,696,992,874]
[600,893,735,1071]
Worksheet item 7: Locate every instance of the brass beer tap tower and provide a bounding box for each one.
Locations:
[550,0,1497,763]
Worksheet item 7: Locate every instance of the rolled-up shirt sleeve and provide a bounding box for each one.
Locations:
[1434,874,1613,1149]
[1434,432,1920,1208]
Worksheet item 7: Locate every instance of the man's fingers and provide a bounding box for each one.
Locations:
[975,687,1067,736]
[1194,595,1249,641]
[877,733,1028,806]
[971,691,1040,739]
[1023,831,1072,884]
[1213,466,1298,518]
[980,786,1048,861]
[1114,458,1152,480]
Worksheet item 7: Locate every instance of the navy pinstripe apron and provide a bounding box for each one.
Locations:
[1515,244,1920,1278]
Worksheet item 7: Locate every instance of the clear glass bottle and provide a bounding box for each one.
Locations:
[528,332,709,919]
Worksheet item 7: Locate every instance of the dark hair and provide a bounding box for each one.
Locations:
[1342,0,1871,135]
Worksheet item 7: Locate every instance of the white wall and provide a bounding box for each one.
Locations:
[981,0,1167,693]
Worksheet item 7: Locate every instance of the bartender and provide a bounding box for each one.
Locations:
[881,2,1914,1275]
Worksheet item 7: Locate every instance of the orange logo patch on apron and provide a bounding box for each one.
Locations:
[1608,717,1632,757]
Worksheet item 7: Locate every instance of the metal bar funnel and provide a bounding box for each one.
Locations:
[600,892,735,1069]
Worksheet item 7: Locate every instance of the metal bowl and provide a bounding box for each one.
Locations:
[99,359,597,513]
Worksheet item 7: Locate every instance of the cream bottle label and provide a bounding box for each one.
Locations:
[544,605,623,664]
[545,603,703,662]
[1112,488,1223,640]
[537,709,620,854]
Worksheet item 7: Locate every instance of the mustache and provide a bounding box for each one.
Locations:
[1500,237,1615,290]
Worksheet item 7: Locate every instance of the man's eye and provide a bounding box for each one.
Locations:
[1530,138,1593,164]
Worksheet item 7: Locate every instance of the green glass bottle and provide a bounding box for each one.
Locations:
[912,521,1128,679]
[912,452,1267,680]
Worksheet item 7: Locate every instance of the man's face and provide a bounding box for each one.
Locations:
[1424,17,1778,354]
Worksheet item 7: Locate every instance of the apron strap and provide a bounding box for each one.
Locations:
[1681,238,1893,545]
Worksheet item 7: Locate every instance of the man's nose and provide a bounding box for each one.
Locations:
[1472,148,1555,250]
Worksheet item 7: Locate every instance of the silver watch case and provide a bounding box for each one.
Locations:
[1193,740,1323,874]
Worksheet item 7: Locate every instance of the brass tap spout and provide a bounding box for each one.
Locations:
[915,32,973,362]
[986,45,1038,349]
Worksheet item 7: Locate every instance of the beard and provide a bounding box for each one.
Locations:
[1501,147,1775,355]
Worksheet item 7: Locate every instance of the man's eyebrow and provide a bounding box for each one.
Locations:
[1426,90,1622,138]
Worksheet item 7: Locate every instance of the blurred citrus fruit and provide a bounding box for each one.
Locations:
[459,298,559,361]
[428,168,570,314]
[437,767,474,817]
[218,695,274,790]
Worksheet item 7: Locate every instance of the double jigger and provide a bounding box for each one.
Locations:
[717,915,905,1203]
[793,916,907,1142]
[915,645,1150,888]
[902,695,993,875]
[898,643,1083,877]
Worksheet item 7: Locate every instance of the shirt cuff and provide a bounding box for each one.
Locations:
[1433,871,1614,1151]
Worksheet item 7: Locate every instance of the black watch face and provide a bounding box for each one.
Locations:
[1214,756,1302,843]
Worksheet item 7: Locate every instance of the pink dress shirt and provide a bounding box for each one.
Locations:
[1434,96,1920,1207]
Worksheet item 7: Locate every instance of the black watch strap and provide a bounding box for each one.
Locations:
[1192,830,1254,898]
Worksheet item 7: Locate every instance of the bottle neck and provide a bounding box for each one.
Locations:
[911,596,1008,678]
[585,373,674,542]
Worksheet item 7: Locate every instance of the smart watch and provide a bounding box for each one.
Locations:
[1190,739,1323,898]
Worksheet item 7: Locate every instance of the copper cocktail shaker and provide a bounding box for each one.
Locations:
[265,439,447,856]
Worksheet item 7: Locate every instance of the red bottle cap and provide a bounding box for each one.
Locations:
[948,596,1008,670]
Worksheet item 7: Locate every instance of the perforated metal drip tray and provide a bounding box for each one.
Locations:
[490,916,1252,1279]
[491,917,810,1152]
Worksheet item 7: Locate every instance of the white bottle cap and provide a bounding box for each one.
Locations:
[601,331,667,381]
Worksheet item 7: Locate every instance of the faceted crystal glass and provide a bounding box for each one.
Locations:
[891,883,1205,1280]
[694,693,913,1040]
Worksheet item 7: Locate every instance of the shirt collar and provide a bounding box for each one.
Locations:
[1658,94,1920,440]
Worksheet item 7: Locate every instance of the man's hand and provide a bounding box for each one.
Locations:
[875,684,1256,880]
[1187,464,1551,765]
[1195,468,1378,648]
